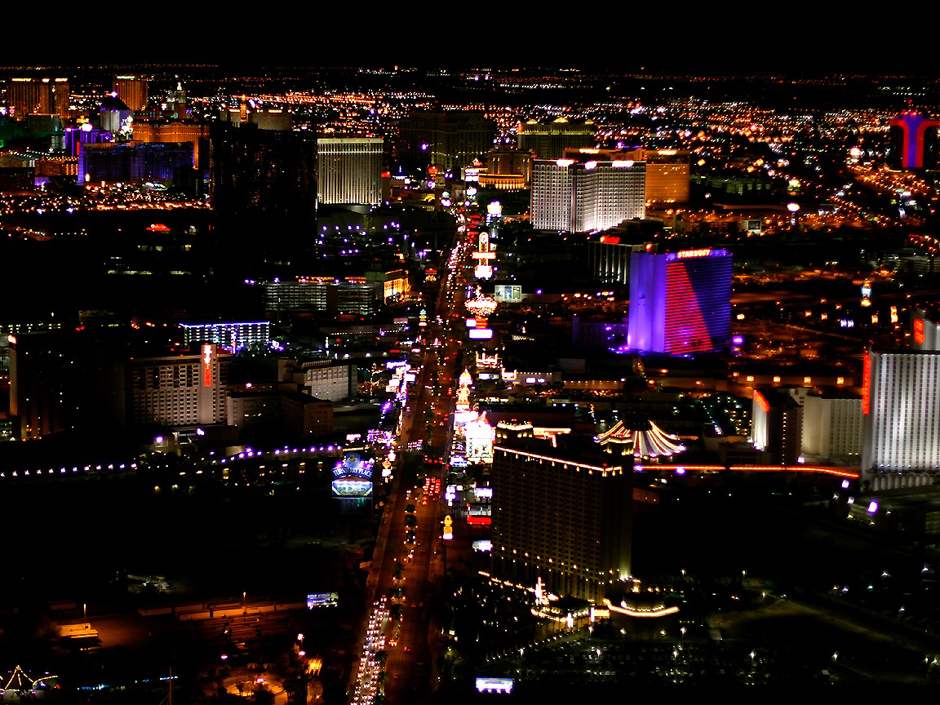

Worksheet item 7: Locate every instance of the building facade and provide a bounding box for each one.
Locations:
[113,75,149,112]
[263,278,378,316]
[8,77,69,120]
[751,388,803,465]
[589,236,644,286]
[131,121,209,168]
[128,344,229,428]
[531,158,645,232]
[180,321,271,351]
[491,430,633,601]
[627,248,733,354]
[226,389,333,436]
[516,117,595,159]
[862,350,940,474]
[801,391,862,462]
[301,362,354,402]
[317,137,383,205]
[78,142,195,189]
[622,148,690,205]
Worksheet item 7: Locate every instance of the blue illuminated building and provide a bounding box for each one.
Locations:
[78,142,195,190]
[627,248,732,355]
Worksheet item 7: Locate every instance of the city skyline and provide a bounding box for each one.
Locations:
[1,47,940,702]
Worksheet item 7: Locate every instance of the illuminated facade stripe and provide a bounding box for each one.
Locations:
[628,249,732,354]
[493,446,623,475]
[633,463,860,479]
[664,260,713,353]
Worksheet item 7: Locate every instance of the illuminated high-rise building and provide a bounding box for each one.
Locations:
[491,425,633,601]
[113,75,149,112]
[627,248,733,354]
[263,277,378,316]
[516,117,595,159]
[316,137,383,206]
[530,156,645,232]
[622,148,690,205]
[861,350,940,475]
[128,345,229,428]
[7,77,69,120]
[478,148,531,190]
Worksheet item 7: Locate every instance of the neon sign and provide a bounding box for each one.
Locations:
[201,344,214,387]
[914,317,926,346]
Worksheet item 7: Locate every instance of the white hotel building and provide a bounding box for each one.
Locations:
[530,157,645,232]
[316,137,383,206]
[862,350,940,475]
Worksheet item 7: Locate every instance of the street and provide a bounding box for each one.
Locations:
[350,217,472,704]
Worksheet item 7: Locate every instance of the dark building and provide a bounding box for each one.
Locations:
[7,333,125,440]
[226,388,333,437]
[210,122,318,269]
[516,117,595,159]
[491,424,633,601]
[751,388,803,465]
[398,110,495,173]
[589,236,644,286]
[0,166,34,192]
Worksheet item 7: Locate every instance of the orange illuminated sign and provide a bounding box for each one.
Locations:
[201,344,214,388]
[914,317,926,346]
[753,390,770,413]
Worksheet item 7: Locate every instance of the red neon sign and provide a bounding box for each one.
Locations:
[201,344,214,388]
[914,317,926,346]
[753,390,770,413]
[861,352,871,416]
